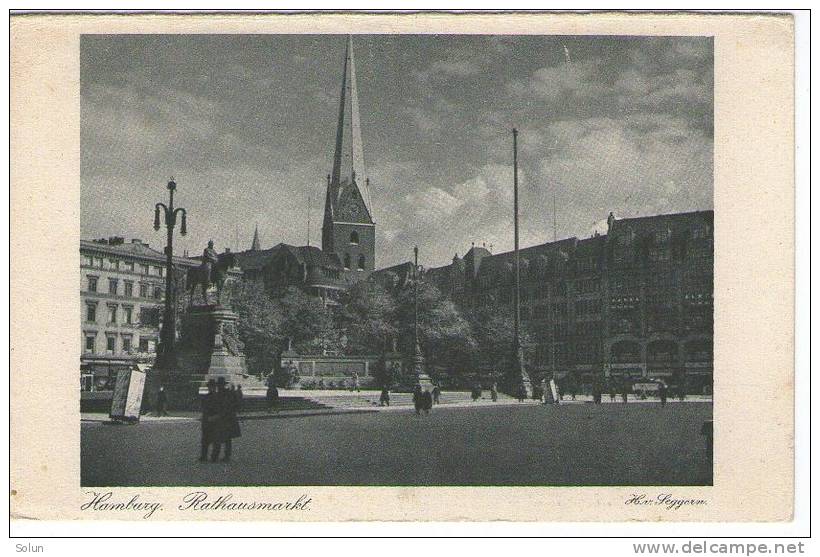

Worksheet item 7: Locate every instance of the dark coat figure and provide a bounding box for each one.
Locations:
[210,379,241,462]
[199,380,218,462]
[659,383,668,406]
[701,420,713,461]
[155,386,168,416]
[421,390,433,415]
[471,383,481,401]
[235,385,244,413]
[678,385,686,401]
[490,383,498,402]
[266,381,279,411]
[432,385,441,405]
[609,385,616,402]
[621,381,630,403]
[591,382,602,405]
[379,387,390,407]
[412,385,423,415]
[517,383,527,403]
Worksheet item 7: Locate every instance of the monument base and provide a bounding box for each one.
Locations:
[504,347,533,398]
[147,304,264,410]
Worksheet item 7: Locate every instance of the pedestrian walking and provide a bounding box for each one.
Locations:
[235,385,244,413]
[701,420,713,462]
[659,382,668,407]
[621,381,629,404]
[490,382,498,402]
[154,385,169,417]
[471,382,482,402]
[199,379,218,462]
[609,384,616,403]
[591,381,602,405]
[422,389,433,415]
[412,384,423,416]
[432,384,441,405]
[678,385,686,402]
[517,383,527,403]
[379,387,390,407]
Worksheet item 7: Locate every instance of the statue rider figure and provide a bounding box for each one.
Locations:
[202,240,219,287]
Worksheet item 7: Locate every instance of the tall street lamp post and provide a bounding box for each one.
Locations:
[153,178,187,368]
[411,245,432,390]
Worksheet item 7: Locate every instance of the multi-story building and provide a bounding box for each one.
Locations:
[80,236,200,390]
[418,210,714,393]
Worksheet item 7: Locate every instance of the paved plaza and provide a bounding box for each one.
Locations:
[81,402,712,487]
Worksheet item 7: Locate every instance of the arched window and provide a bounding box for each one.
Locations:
[349,231,359,245]
[357,254,366,271]
[343,253,351,270]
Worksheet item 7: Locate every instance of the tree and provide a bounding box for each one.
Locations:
[466,302,533,374]
[336,279,397,355]
[394,279,476,375]
[230,280,284,376]
[276,286,339,354]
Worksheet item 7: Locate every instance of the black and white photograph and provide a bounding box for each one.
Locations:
[78,32,715,488]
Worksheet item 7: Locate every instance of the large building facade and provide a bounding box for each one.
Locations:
[79,236,200,390]
[418,210,714,393]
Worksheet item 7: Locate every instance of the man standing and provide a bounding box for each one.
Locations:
[154,385,168,417]
[199,380,217,462]
[659,382,668,407]
[266,374,279,412]
[422,389,433,416]
[210,377,241,462]
[412,384,423,416]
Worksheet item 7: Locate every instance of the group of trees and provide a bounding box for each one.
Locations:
[220,276,525,382]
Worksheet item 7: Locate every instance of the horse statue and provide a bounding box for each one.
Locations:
[186,243,236,306]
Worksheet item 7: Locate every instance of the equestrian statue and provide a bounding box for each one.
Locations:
[187,240,236,306]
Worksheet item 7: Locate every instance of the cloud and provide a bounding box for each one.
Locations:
[413,50,484,83]
[507,58,608,104]
[533,114,712,230]
[615,68,710,112]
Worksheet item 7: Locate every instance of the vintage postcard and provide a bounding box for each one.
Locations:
[10,12,794,523]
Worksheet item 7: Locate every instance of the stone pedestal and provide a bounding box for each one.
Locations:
[149,304,262,409]
[505,345,533,398]
[406,340,434,392]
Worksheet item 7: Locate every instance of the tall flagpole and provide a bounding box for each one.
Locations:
[509,129,531,398]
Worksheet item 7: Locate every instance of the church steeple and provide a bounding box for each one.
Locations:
[251,224,261,251]
[326,35,373,224]
[322,36,376,272]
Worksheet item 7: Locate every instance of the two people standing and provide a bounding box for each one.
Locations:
[199,377,242,463]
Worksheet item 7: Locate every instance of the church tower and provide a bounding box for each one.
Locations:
[322,36,376,273]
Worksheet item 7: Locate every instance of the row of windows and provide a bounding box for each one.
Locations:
[85,303,160,326]
[86,276,162,299]
[84,332,155,354]
[82,255,164,276]
[615,225,711,247]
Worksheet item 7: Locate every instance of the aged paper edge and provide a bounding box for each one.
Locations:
[9,12,794,522]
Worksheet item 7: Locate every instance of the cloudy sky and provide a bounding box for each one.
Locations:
[81,34,713,269]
